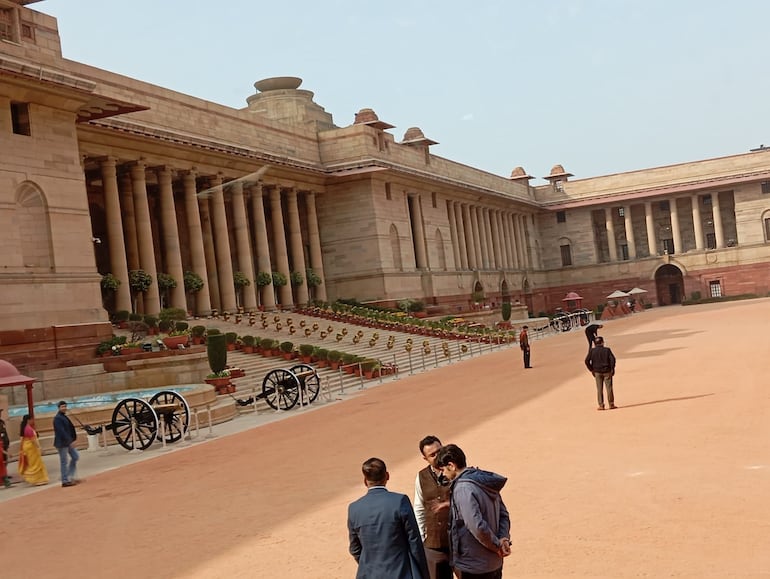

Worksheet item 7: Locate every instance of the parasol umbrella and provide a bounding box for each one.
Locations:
[628,287,648,295]
[606,290,629,299]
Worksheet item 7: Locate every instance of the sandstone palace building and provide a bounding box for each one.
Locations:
[2,0,770,365]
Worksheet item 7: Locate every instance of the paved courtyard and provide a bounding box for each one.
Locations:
[1,299,769,577]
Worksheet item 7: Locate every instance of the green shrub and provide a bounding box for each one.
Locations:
[327,350,342,362]
[256,271,273,287]
[206,333,227,374]
[315,348,329,361]
[175,321,189,332]
[272,271,288,287]
[207,328,221,335]
[225,332,238,344]
[143,315,158,328]
[280,341,294,353]
[298,343,315,357]
[501,302,512,321]
[242,335,256,346]
[113,310,130,322]
[158,319,172,333]
[159,307,187,322]
[101,273,121,292]
[260,337,275,350]
[183,270,204,294]
[128,312,142,321]
[191,325,206,337]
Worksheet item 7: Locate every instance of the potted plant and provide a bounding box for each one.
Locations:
[183,270,205,315]
[314,347,329,368]
[143,315,159,335]
[112,309,130,328]
[157,272,177,309]
[361,358,381,379]
[241,335,256,353]
[191,325,206,345]
[225,332,238,351]
[128,269,153,313]
[162,321,190,350]
[233,271,251,309]
[298,343,315,363]
[279,341,295,360]
[205,333,231,393]
[327,349,342,370]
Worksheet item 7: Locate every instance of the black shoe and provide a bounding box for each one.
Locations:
[62,481,77,487]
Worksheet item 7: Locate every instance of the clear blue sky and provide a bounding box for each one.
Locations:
[42,0,770,183]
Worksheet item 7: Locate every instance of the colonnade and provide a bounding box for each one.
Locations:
[597,192,728,261]
[97,157,327,316]
[445,200,536,271]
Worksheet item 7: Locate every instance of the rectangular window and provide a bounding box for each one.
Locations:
[662,238,675,254]
[618,207,625,217]
[20,22,33,40]
[702,194,712,206]
[709,280,722,297]
[556,211,566,223]
[706,233,716,249]
[385,182,392,200]
[762,181,770,194]
[620,244,629,260]
[11,102,31,136]
[560,244,572,266]
[554,180,564,192]
[0,8,16,42]
[431,192,437,208]
[659,200,670,211]
[765,218,770,242]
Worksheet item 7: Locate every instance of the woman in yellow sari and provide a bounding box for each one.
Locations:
[18,414,48,486]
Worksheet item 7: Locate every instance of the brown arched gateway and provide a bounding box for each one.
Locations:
[655,264,685,305]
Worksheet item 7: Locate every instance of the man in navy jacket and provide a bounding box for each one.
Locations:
[348,457,429,579]
[53,401,79,487]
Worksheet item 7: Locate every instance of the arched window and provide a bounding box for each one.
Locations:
[762,210,770,243]
[16,181,53,270]
[434,228,446,270]
[390,224,403,271]
[558,236,572,267]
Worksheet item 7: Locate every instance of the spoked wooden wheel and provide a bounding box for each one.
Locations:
[148,390,190,444]
[290,363,320,404]
[111,397,158,451]
[262,368,300,410]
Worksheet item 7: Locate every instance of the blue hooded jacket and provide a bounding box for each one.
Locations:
[448,467,511,574]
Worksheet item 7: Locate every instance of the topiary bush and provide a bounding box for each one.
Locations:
[206,333,227,374]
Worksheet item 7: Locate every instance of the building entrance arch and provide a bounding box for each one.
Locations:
[654,264,684,305]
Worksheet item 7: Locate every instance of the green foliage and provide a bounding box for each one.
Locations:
[113,310,130,322]
[306,268,322,287]
[260,337,275,350]
[315,347,329,361]
[501,302,512,321]
[183,270,204,294]
[157,272,177,290]
[256,271,273,287]
[129,269,153,294]
[272,271,288,287]
[408,300,425,313]
[290,271,304,286]
[225,332,238,344]
[233,271,251,288]
[101,273,121,292]
[298,343,315,357]
[191,325,206,337]
[241,335,256,346]
[327,350,342,362]
[143,315,158,328]
[206,328,221,335]
[128,312,142,321]
[206,333,227,374]
[126,320,148,343]
[159,307,187,322]
[158,319,172,332]
[175,321,189,332]
[279,340,294,353]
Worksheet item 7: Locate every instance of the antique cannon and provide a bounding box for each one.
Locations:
[79,390,190,451]
[233,364,321,411]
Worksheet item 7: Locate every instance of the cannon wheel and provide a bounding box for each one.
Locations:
[111,397,158,451]
[290,363,320,404]
[262,368,300,410]
[148,390,190,444]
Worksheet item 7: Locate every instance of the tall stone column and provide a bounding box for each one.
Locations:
[462,204,476,269]
[478,207,490,269]
[471,206,484,269]
[496,211,510,269]
[119,171,140,271]
[670,198,682,254]
[447,201,461,270]
[100,157,131,312]
[507,214,519,269]
[411,195,428,269]
[491,210,503,269]
[130,162,161,314]
[455,202,469,270]
[182,171,211,315]
[198,196,221,310]
[644,201,656,256]
[523,215,537,269]
[515,214,528,269]
[605,208,618,262]
[485,208,498,268]
[270,187,293,307]
[305,191,327,302]
[250,183,276,310]
[230,180,258,310]
[691,194,704,250]
[210,175,237,312]
[286,188,309,305]
[528,214,542,269]
[623,205,637,259]
[712,191,725,248]
[157,167,186,309]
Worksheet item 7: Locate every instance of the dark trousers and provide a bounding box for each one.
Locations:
[458,567,503,579]
[425,547,453,579]
[522,347,531,368]
[595,371,614,406]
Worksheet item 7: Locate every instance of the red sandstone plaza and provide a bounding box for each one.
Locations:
[2,299,769,577]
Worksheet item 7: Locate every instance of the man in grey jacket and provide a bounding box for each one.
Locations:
[436,444,511,579]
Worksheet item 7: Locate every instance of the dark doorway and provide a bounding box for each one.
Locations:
[655,264,684,305]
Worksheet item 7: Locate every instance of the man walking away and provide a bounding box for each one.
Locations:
[348,457,429,579]
[584,336,617,410]
[436,444,511,579]
[415,436,452,579]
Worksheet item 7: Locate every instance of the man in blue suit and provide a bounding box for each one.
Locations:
[348,457,430,579]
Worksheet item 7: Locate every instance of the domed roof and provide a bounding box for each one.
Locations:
[0,359,34,387]
[547,164,573,179]
[401,126,438,146]
[353,108,394,130]
[253,77,303,92]
[509,166,533,180]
